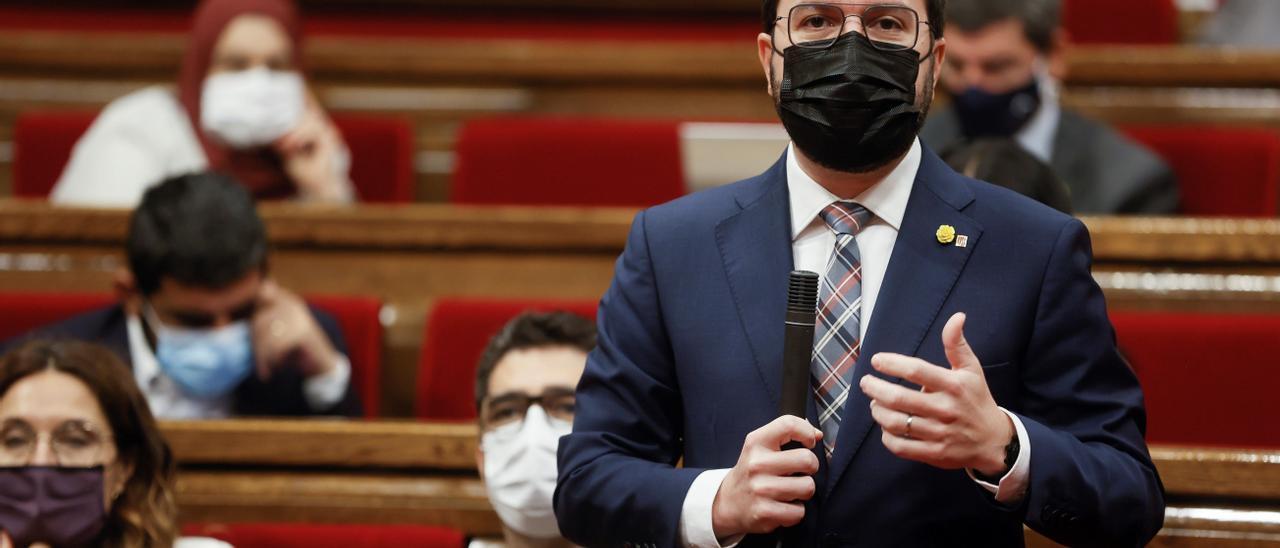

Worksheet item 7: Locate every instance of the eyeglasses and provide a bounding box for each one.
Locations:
[774,3,932,52]
[481,387,576,431]
[0,418,112,468]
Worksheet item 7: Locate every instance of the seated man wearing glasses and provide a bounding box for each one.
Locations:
[4,172,360,419]
[472,311,595,548]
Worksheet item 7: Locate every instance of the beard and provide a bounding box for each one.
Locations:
[770,56,936,174]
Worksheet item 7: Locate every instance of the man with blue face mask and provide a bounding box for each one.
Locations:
[6,172,361,419]
[921,0,1178,215]
[472,311,593,548]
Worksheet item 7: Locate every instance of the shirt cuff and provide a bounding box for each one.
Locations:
[966,407,1031,505]
[303,354,351,411]
[679,469,743,548]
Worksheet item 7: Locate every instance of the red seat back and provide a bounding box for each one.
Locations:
[451,117,686,207]
[0,291,382,418]
[11,111,95,198]
[1063,0,1179,45]
[1122,125,1280,217]
[416,297,598,420]
[0,292,115,341]
[12,110,415,203]
[306,295,385,418]
[182,523,465,548]
[1111,311,1280,448]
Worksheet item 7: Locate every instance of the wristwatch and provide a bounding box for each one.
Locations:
[973,432,1020,484]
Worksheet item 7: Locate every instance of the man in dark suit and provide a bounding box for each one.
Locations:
[554,0,1164,546]
[5,172,360,418]
[920,0,1179,215]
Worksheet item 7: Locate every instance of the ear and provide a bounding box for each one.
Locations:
[929,36,947,88]
[474,443,485,480]
[1046,28,1069,81]
[757,32,777,96]
[112,268,141,315]
[107,458,136,503]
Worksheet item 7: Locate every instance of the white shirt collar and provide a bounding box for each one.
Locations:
[1015,75,1061,164]
[124,312,163,390]
[786,138,921,240]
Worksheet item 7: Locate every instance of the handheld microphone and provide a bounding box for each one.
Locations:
[780,270,819,423]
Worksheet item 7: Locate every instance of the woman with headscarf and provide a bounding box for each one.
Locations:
[51,0,355,206]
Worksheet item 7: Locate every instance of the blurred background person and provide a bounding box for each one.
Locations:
[0,339,179,548]
[472,311,594,548]
[922,0,1178,215]
[941,137,1074,214]
[6,173,361,419]
[50,0,355,207]
[1199,0,1280,48]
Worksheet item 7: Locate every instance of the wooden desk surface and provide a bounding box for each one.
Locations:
[162,419,1280,543]
[5,202,1280,415]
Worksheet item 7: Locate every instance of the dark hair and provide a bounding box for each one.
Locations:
[0,340,177,548]
[763,0,947,40]
[473,311,597,411]
[941,137,1073,214]
[127,172,268,296]
[946,0,1061,52]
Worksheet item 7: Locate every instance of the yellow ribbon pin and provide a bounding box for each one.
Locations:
[936,225,956,245]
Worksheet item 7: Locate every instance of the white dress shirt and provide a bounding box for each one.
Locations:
[1014,74,1061,165]
[678,140,1031,547]
[50,86,354,208]
[125,312,352,420]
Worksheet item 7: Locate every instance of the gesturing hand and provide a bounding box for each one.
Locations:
[711,415,823,539]
[859,313,1013,477]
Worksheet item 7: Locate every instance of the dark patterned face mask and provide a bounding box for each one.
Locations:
[777,31,924,174]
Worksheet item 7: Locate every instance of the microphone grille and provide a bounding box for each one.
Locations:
[787,270,820,315]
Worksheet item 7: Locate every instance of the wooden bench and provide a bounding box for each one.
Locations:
[160,419,1280,545]
[3,202,1280,415]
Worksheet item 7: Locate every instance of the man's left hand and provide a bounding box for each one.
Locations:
[251,280,339,381]
[859,313,1013,478]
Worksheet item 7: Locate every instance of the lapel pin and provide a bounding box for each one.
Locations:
[936,225,956,245]
[956,235,969,248]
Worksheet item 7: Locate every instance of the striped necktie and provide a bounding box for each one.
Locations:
[812,201,873,458]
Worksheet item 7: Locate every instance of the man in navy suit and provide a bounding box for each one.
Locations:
[554,0,1163,546]
[5,172,360,418]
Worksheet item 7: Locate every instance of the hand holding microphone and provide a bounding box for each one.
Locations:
[710,272,823,539]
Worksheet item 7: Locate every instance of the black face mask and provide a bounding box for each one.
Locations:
[950,77,1042,139]
[776,31,924,174]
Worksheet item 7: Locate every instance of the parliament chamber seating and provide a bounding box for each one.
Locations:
[415,297,598,420]
[1111,311,1280,449]
[12,110,416,203]
[1122,125,1280,217]
[451,117,687,207]
[0,291,386,418]
[182,522,465,548]
[1062,0,1180,44]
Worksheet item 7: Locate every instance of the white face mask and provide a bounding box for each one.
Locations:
[200,67,305,149]
[481,405,571,539]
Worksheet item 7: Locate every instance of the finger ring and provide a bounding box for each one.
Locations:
[904,414,914,439]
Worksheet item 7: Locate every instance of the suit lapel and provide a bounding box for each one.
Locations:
[715,155,795,413]
[825,149,984,494]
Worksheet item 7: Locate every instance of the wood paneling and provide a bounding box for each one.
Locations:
[163,420,1280,543]
[5,203,1280,414]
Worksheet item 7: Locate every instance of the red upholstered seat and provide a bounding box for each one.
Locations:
[1121,125,1280,217]
[0,292,114,341]
[1110,311,1280,448]
[182,523,465,548]
[1063,0,1179,45]
[12,110,414,203]
[451,117,686,207]
[416,298,598,421]
[305,295,385,418]
[0,291,383,418]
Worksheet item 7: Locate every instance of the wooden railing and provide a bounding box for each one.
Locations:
[4,202,1280,414]
[161,420,1280,545]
